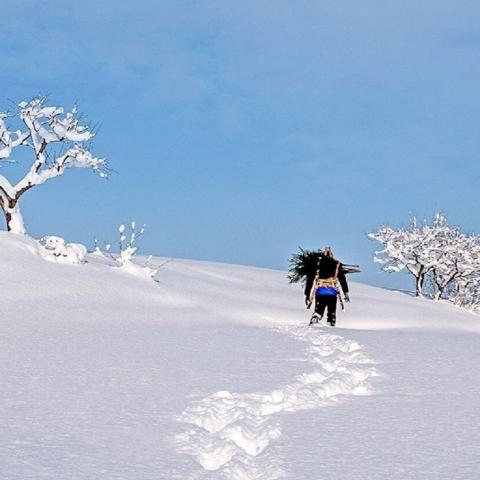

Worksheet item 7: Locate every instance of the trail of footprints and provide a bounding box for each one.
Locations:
[175,325,378,479]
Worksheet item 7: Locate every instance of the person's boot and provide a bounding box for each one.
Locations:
[309,313,322,326]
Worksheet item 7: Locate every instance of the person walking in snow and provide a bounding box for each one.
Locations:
[305,247,349,326]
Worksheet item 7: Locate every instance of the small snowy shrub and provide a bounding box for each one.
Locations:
[92,238,111,258]
[39,235,87,264]
[96,222,157,280]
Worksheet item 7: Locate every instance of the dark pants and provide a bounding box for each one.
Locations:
[315,294,337,324]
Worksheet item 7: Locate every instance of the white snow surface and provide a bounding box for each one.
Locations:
[1,232,480,479]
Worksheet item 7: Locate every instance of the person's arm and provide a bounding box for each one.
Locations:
[338,265,350,301]
[304,274,314,298]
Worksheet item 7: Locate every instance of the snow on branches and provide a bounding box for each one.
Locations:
[38,236,87,264]
[369,214,480,311]
[0,97,108,234]
[95,221,157,281]
[118,221,145,265]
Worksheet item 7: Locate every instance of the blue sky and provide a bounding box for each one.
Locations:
[1,1,479,289]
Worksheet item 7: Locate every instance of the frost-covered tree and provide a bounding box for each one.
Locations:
[0,97,108,234]
[426,223,472,300]
[448,242,480,310]
[370,214,480,308]
[369,218,435,297]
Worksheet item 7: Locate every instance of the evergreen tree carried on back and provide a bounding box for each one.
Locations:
[287,247,324,285]
[288,247,360,286]
[288,247,360,327]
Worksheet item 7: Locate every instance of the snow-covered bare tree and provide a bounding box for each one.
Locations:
[426,223,471,300]
[0,97,108,234]
[368,218,435,296]
[370,214,480,309]
[448,241,480,310]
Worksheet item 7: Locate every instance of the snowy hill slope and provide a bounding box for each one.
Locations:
[1,232,480,479]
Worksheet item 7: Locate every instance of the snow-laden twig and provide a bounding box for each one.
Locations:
[96,222,158,281]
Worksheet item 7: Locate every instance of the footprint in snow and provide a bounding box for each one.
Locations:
[175,325,378,479]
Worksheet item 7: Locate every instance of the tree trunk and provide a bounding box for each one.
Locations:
[415,271,425,297]
[415,276,422,297]
[1,197,26,235]
[433,285,443,301]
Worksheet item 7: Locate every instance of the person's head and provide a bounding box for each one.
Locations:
[323,246,333,258]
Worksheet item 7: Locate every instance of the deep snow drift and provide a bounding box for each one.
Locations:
[1,232,479,479]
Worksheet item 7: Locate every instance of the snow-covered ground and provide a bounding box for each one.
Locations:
[1,232,479,479]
